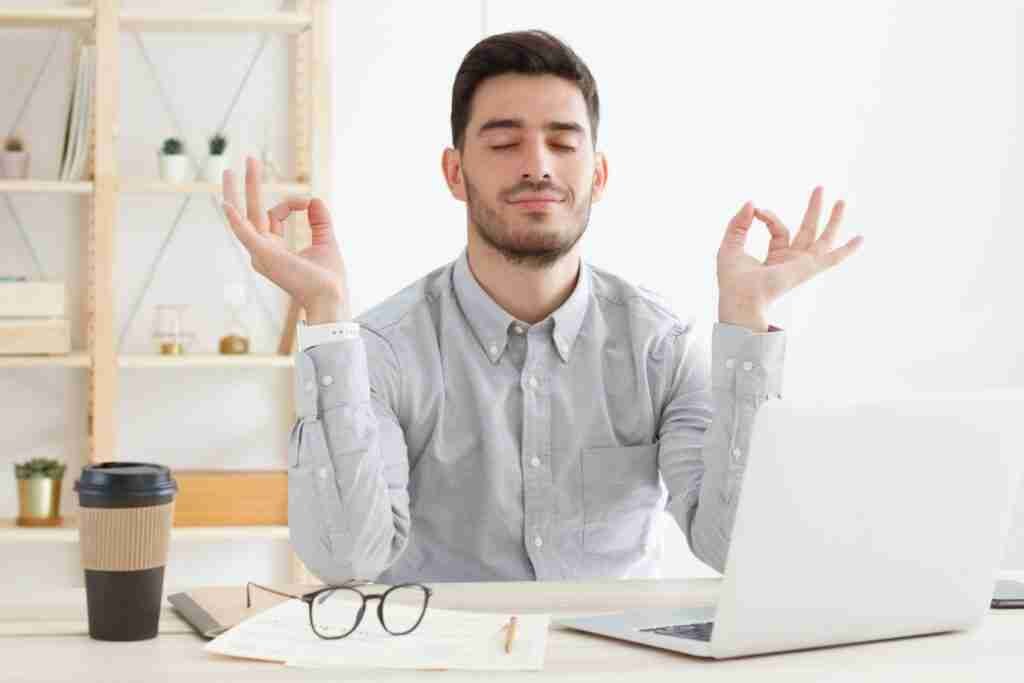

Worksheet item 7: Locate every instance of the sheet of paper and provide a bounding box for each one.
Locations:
[204,596,550,671]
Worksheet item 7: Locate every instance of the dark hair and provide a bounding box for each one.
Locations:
[450,30,600,151]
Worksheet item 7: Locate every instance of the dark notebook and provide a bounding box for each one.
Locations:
[167,583,323,639]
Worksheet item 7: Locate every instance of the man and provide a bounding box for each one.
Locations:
[222,30,863,584]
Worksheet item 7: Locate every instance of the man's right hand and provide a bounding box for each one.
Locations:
[222,156,351,324]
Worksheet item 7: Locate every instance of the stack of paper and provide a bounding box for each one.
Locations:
[58,42,94,181]
[205,598,550,671]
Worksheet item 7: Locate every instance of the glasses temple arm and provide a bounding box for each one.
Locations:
[246,582,305,608]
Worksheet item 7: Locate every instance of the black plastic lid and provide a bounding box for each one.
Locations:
[74,462,177,506]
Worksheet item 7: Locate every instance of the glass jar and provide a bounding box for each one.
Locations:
[153,303,194,355]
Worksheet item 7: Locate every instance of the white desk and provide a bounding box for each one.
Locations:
[3,574,1023,681]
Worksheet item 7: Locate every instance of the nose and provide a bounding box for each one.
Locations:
[520,136,552,181]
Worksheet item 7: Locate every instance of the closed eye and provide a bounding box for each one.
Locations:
[490,144,576,152]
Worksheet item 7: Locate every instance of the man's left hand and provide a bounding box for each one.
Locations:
[716,186,864,332]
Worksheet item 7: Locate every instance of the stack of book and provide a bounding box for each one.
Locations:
[58,42,95,182]
[0,277,70,355]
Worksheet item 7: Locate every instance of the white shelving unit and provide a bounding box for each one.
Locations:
[1,0,332,579]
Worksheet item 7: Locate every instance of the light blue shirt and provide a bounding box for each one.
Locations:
[289,247,786,583]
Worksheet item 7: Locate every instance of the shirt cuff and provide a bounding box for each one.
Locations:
[711,321,786,400]
[293,334,370,419]
[297,320,361,352]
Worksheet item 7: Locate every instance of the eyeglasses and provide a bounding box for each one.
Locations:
[246,580,434,640]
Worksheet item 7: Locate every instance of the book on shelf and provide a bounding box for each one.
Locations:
[58,42,94,182]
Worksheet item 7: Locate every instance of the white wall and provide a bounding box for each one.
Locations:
[2,1,1022,590]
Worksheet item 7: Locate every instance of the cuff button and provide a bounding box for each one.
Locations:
[321,375,334,387]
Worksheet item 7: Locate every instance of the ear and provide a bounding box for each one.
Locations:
[442,147,467,202]
[590,151,609,203]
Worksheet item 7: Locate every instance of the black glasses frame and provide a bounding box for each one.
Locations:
[246,580,434,640]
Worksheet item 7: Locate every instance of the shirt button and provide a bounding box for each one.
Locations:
[528,376,539,389]
[304,380,315,393]
[534,536,543,548]
[317,467,328,480]
[530,457,541,468]
[725,358,736,369]
[732,447,742,460]
[514,325,525,335]
[489,343,499,356]
[743,361,754,371]
[320,375,334,387]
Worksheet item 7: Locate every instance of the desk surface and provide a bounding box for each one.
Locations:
[4,573,1024,682]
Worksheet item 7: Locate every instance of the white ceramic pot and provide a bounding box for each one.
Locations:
[158,153,188,183]
[202,154,228,183]
[0,151,30,179]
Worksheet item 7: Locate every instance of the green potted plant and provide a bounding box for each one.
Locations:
[0,135,30,179]
[158,137,187,183]
[15,457,66,527]
[202,133,228,182]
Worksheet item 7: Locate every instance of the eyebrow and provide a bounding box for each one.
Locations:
[477,118,585,136]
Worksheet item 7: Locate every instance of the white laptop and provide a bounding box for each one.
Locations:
[557,392,1024,659]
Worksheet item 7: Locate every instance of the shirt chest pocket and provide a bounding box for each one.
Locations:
[580,443,662,557]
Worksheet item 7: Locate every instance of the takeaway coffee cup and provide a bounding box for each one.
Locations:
[74,462,178,641]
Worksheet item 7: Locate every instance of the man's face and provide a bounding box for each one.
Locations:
[444,74,607,269]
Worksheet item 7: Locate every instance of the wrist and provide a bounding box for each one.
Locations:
[718,299,768,333]
[305,296,351,325]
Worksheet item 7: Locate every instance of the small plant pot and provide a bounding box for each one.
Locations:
[158,153,188,183]
[0,151,30,179]
[202,155,228,183]
[16,476,63,526]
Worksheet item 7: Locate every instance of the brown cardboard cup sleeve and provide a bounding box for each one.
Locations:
[78,502,175,571]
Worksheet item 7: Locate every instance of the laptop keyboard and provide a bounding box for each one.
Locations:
[640,621,715,642]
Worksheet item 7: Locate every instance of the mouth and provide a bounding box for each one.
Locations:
[508,198,563,211]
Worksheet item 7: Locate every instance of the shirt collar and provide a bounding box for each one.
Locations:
[452,247,591,365]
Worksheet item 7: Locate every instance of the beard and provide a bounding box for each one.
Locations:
[464,171,593,270]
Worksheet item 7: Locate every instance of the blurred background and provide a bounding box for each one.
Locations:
[0,0,1021,592]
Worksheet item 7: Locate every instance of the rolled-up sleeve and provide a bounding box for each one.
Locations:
[288,327,411,583]
[658,321,786,574]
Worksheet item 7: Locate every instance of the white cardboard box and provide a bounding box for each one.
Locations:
[0,318,71,355]
[0,281,66,318]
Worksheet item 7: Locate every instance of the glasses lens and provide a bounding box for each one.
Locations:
[310,588,364,638]
[381,584,429,634]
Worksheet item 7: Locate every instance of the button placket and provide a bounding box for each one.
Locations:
[520,329,552,575]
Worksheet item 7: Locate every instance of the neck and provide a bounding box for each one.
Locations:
[465,233,581,325]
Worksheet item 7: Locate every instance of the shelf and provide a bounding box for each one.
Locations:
[0,180,93,194]
[0,7,93,29]
[0,181,310,196]
[0,518,289,543]
[119,181,311,196]
[120,11,312,34]
[0,352,90,368]
[0,8,312,34]
[118,353,294,369]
